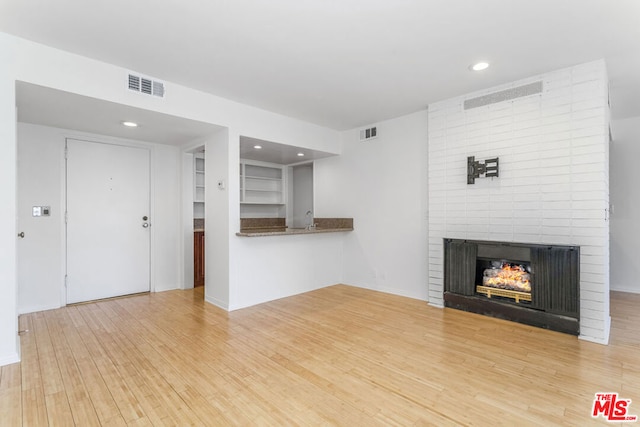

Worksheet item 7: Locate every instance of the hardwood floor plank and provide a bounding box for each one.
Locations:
[11,285,640,425]
[22,385,48,426]
[0,363,23,427]
[44,390,76,426]
[73,304,146,423]
[30,313,66,398]
[93,301,210,426]
[86,303,205,426]
[46,309,102,426]
[18,313,49,426]
[57,308,126,425]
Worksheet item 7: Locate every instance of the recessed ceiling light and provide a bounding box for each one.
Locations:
[253,145,262,149]
[122,121,138,127]
[470,62,490,71]
[297,152,305,157]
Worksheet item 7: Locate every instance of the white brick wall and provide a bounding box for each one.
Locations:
[427,60,611,344]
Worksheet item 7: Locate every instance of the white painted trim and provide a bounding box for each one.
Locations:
[579,316,611,345]
[148,144,156,293]
[59,136,67,308]
[375,286,428,302]
[18,303,62,315]
[345,283,428,302]
[227,282,330,312]
[205,294,229,311]
[0,352,20,367]
[610,285,640,294]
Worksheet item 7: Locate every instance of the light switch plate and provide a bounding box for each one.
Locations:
[32,206,51,217]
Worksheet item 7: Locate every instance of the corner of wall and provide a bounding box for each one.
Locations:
[579,315,611,345]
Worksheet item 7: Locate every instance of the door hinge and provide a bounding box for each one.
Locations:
[64,146,68,159]
[64,275,68,288]
[65,211,68,224]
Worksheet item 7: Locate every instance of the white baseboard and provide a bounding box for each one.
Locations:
[579,316,611,345]
[205,294,229,311]
[340,282,429,303]
[0,352,20,367]
[610,285,640,294]
[18,302,62,315]
[376,285,428,302]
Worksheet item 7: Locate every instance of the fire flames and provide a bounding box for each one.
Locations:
[483,263,531,293]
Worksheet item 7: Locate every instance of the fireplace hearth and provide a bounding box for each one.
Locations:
[443,239,580,335]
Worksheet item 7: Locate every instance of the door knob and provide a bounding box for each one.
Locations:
[142,216,148,221]
[142,222,149,228]
[18,232,25,238]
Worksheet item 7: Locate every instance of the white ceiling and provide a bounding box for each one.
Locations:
[16,82,335,164]
[2,0,640,131]
[239,136,335,165]
[16,82,222,146]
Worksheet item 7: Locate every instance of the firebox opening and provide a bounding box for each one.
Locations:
[443,239,580,335]
[475,258,532,305]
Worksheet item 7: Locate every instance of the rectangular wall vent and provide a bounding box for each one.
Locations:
[464,81,543,110]
[127,73,165,98]
[359,126,378,141]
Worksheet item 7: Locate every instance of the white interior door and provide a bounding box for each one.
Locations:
[66,139,151,304]
[17,132,65,313]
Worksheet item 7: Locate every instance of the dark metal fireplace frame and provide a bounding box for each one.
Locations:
[443,238,580,335]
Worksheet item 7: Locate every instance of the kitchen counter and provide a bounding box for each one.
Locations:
[236,227,353,237]
[237,217,353,237]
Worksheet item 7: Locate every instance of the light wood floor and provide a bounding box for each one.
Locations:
[1,285,638,426]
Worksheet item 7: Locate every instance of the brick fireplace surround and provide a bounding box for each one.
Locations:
[427,60,610,344]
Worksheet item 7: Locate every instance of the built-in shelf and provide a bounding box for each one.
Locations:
[240,202,286,205]
[240,160,286,217]
[194,155,205,218]
[244,175,281,181]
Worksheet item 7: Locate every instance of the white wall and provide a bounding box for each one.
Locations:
[16,122,183,313]
[205,129,231,309]
[215,131,349,311]
[610,116,640,294]
[315,110,429,301]
[427,61,611,344]
[151,141,183,292]
[0,72,19,366]
[181,152,195,289]
[0,31,341,365]
[232,233,345,310]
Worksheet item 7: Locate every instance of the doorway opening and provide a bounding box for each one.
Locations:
[189,146,206,292]
[290,163,314,229]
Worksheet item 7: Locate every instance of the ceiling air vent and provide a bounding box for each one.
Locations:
[359,126,378,141]
[464,81,542,110]
[127,73,165,98]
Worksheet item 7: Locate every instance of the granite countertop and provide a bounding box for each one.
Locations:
[194,218,205,233]
[237,217,353,237]
[236,226,353,237]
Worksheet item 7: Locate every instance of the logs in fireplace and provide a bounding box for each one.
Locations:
[443,239,579,335]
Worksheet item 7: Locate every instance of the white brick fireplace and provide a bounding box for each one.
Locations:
[427,60,610,344]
